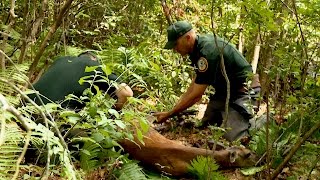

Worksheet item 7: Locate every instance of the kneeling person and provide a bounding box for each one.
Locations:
[154,21,261,142]
[28,51,133,111]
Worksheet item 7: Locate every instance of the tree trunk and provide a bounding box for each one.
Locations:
[17,0,31,64]
[0,33,8,70]
[160,0,172,25]
[0,7,16,70]
[236,6,245,54]
[238,31,244,54]
[28,0,74,80]
[251,33,261,74]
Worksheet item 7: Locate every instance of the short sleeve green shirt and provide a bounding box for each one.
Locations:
[29,56,119,109]
[189,35,252,100]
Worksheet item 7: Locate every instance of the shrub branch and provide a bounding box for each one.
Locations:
[271,120,320,179]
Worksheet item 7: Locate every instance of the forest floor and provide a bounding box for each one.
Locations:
[151,107,320,180]
[19,103,319,180]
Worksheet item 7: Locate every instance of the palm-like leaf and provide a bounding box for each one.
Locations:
[115,161,148,180]
[188,156,226,180]
[0,121,24,180]
[0,63,30,106]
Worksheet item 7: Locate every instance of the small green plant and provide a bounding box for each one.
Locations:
[0,122,24,179]
[113,160,148,180]
[188,156,226,180]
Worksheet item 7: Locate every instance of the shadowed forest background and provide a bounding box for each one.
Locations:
[0,0,319,179]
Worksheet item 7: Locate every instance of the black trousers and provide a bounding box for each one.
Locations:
[202,88,261,142]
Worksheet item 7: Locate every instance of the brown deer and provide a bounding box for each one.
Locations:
[120,127,258,177]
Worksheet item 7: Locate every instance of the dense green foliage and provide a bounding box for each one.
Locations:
[0,0,319,179]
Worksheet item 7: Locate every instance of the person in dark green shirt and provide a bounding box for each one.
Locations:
[28,51,133,111]
[154,21,261,141]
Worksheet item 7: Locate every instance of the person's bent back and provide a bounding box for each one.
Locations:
[28,51,133,111]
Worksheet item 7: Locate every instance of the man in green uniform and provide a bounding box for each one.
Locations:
[28,51,133,111]
[154,21,260,141]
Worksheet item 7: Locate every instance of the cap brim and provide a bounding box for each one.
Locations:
[164,41,176,49]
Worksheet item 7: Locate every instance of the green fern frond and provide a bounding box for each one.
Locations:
[114,161,148,180]
[0,121,24,179]
[80,140,102,170]
[28,121,78,179]
[188,156,226,180]
[0,63,30,106]
[18,105,41,120]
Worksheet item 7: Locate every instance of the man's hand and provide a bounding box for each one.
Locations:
[114,83,133,110]
[153,111,173,123]
[153,79,207,124]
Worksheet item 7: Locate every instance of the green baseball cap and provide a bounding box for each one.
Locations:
[164,21,193,49]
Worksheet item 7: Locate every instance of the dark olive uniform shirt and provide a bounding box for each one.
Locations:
[29,56,118,109]
[189,34,252,100]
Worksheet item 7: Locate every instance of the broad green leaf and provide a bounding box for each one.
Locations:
[42,103,59,112]
[97,119,109,126]
[114,120,126,129]
[241,166,265,176]
[60,111,79,117]
[77,11,90,18]
[149,61,160,71]
[89,106,97,117]
[78,78,85,85]
[92,133,105,142]
[108,109,120,119]
[67,116,81,124]
[97,113,110,126]
[131,73,143,80]
[80,149,91,156]
[101,64,112,75]
[99,129,110,137]
[93,85,101,95]
[139,118,149,133]
[79,75,96,84]
[136,129,144,145]
[287,95,298,104]
[111,140,121,147]
[85,66,98,72]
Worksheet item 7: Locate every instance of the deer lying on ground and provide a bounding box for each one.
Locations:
[120,127,258,177]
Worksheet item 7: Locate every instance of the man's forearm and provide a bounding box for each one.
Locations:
[167,78,207,118]
[169,95,201,117]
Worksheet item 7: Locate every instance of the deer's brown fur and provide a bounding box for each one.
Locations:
[120,128,257,176]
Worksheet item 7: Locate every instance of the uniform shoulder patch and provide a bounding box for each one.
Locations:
[197,57,208,72]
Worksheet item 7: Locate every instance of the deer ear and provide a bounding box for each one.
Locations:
[229,150,238,163]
